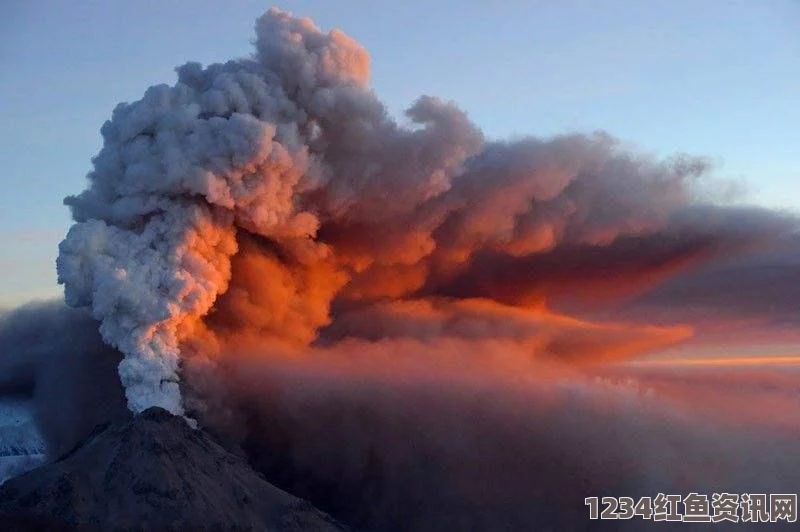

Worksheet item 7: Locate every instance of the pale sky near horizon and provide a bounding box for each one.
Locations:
[0,0,798,306]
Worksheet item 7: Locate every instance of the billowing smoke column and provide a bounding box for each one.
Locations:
[57,8,792,416]
[56,9,368,414]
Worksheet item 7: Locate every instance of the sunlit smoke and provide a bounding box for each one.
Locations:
[56,7,795,422]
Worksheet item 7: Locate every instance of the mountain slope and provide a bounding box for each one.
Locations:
[0,407,347,531]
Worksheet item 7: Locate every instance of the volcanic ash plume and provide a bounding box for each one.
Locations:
[56,8,794,416]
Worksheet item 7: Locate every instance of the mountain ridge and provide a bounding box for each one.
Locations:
[0,407,348,531]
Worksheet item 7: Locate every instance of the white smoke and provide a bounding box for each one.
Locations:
[56,9,378,414]
[56,7,796,418]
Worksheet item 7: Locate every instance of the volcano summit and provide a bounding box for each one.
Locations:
[0,408,345,531]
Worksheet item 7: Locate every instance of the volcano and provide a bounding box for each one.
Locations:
[0,407,346,531]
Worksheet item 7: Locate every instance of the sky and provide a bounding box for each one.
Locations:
[0,0,798,306]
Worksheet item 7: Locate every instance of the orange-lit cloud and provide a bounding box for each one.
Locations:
[629,354,800,367]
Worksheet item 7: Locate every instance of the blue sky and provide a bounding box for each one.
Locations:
[0,0,798,306]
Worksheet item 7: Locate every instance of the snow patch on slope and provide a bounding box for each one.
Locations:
[0,399,44,485]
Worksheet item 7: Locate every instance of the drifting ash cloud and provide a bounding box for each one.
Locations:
[54,8,795,415]
[211,348,800,531]
[0,6,799,530]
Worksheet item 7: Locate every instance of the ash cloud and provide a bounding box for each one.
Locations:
[631,233,800,327]
[54,8,797,416]
[0,302,128,458]
[199,344,800,531]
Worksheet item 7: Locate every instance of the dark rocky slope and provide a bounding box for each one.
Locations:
[0,407,346,531]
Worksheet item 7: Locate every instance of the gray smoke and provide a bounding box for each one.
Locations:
[199,344,800,531]
[0,302,128,458]
[56,9,795,418]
